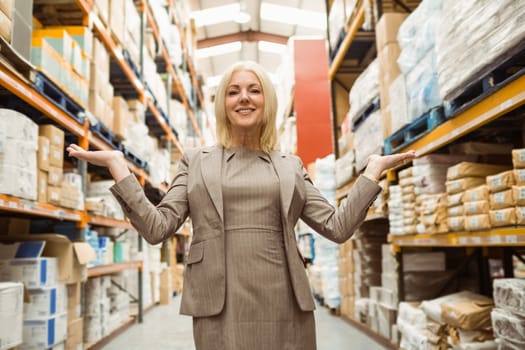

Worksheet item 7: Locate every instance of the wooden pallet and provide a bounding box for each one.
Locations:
[444,40,525,118]
[384,106,445,155]
[89,121,123,150]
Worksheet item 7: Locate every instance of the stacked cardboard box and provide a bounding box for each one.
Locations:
[338,239,355,320]
[445,162,510,231]
[89,37,114,129]
[0,109,38,200]
[0,282,23,349]
[375,13,408,137]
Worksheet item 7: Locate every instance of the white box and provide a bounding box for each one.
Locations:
[0,109,38,144]
[21,312,67,349]
[0,165,37,200]
[0,282,23,350]
[0,139,37,169]
[25,284,67,319]
[0,257,57,288]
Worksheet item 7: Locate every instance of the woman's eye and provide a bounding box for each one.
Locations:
[227,91,238,96]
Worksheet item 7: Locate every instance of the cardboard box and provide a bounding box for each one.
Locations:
[0,256,58,288]
[0,165,37,200]
[0,0,14,19]
[0,8,11,42]
[48,166,63,186]
[65,317,83,350]
[0,282,23,350]
[112,96,129,138]
[25,284,67,319]
[39,124,65,150]
[47,185,61,206]
[159,267,173,305]
[23,312,67,349]
[0,234,95,284]
[375,12,408,50]
[49,145,64,168]
[67,283,81,323]
[0,108,38,144]
[38,136,50,171]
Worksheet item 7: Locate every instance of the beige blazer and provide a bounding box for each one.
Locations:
[110,145,380,317]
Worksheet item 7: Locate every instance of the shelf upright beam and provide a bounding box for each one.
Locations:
[329,2,366,80]
[399,74,525,155]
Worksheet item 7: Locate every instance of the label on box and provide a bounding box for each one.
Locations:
[492,177,502,187]
[495,211,505,222]
[494,192,504,203]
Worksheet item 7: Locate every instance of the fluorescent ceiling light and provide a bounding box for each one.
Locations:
[196,42,242,59]
[191,3,241,27]
[258,41,286,55]
[260,3,326,30]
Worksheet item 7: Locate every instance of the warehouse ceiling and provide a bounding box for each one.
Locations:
[189,0,328,88]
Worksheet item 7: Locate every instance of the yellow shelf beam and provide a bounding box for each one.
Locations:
[399,74,525,155]
[329,2,366,80]
[390,227,525,248]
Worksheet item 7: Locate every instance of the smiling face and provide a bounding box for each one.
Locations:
[225,69,265,138]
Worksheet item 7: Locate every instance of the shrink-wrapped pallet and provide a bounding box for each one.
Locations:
[348,59,379,123]
[436,0,525,101]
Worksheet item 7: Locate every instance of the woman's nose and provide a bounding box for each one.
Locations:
[239,90,249,101]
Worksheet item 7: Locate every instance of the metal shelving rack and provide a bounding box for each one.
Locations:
[0,0,204,347]
[329,1,525,346]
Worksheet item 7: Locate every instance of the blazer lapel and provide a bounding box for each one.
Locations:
[270,151,295,220]
[201,146,224,222]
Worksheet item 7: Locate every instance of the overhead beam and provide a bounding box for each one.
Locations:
[197,30,288,49]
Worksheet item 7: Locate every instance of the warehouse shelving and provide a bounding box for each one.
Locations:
[389,228,525,248]
[0,3,202,347]
[328,1,366,80]
[398,74,525,155]
[141,1,204,143]
[328,1,525,346]
[0,193,82,222]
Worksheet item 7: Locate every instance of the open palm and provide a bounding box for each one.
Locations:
[66,144,123,168]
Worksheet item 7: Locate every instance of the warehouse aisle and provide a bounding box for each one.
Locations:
[103,296,386,350]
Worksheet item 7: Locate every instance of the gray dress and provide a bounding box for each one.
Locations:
[192,147,316,350]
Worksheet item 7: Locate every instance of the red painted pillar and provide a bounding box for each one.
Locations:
[293,39,334,166]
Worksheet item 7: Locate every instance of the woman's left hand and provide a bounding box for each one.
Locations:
[363,150,417,182]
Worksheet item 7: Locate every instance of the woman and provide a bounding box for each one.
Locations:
[67,61,415,349]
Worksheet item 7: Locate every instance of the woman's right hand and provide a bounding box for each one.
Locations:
[67,144,131,181]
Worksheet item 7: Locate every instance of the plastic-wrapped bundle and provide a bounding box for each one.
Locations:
[437,0,525,101]
[348,59,379,123]
[353,110,384,172]
[493,278,525,315]
[389,75,410,134]
[405,49,441,121]
[491,308,525,345]
[335,150,355,188]
[397,0,443,74]
[388,185,404,235]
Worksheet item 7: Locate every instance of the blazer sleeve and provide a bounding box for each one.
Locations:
[299,161,381,244]
[109,152,190,245]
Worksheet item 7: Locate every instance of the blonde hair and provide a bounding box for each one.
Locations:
[214,61,278,153]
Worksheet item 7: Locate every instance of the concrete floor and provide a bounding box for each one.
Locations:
[103,295,386,350]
